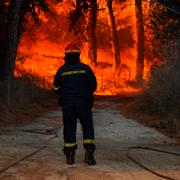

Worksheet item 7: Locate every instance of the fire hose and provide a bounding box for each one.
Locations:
[0,129,180,180]
[127,146,180,180]
[0,127,61,175]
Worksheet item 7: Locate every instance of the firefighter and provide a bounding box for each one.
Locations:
[54,43,97,165]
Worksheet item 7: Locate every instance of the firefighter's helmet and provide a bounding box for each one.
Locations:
[65,43,80,54]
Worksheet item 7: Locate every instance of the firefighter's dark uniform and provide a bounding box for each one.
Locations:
[54,44,97,164]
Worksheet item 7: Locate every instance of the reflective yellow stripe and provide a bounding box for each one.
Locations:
[64,143,77,147]
[61,70,86,76]
[83,139,95,144]
[65,50,80,53]
[54,86,60,90]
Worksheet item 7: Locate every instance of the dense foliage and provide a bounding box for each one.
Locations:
[144,1,180,60]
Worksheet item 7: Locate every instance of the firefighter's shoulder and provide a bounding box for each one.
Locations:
[79,63,91,69]
[57,64,66,73]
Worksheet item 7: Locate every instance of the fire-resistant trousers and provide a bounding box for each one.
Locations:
[62,99,95,153]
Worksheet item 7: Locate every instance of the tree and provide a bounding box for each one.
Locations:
[0,0,52,80]
[145,0,180,61]
[69,0,88,30]
[135,0,145,82]
[0,0,9,79]
[0,0,23,80]
[88,0,98,65]
[107,0,121,68]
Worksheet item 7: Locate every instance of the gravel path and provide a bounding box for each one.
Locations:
[0,99,180,180]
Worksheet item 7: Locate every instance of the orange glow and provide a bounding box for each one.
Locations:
[15,0,154,95]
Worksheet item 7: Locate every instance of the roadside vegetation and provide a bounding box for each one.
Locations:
[120,1,180,136]
[141,10,180,116]
[0,78,57,126]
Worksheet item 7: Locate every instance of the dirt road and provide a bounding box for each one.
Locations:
[0,99,180,180]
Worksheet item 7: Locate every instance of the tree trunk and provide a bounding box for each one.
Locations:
[107,0,121,68]
[135,0,145,82]
[0,0,9,79]
[0,0,23,80]
[88,0,98,65]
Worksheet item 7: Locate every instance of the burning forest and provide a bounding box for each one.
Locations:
[2,0,156,95]
[0,0,180,96]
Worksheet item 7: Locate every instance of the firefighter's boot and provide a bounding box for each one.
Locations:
[65,151,75,165]
[84,149,96,165]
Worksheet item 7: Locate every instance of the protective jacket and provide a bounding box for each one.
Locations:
[54,62,97,107]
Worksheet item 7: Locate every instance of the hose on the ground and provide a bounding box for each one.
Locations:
[0,127,60,175]
[127,146,180,180]
[1,129,180,180]
[21,126,61,135]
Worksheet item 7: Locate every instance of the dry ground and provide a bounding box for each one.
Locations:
[0,93,58,126]
[0,96,180,180]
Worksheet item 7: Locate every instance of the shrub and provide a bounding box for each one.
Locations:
[143,40,180,116]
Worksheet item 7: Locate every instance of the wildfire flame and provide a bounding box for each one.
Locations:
[15,0,154,95]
